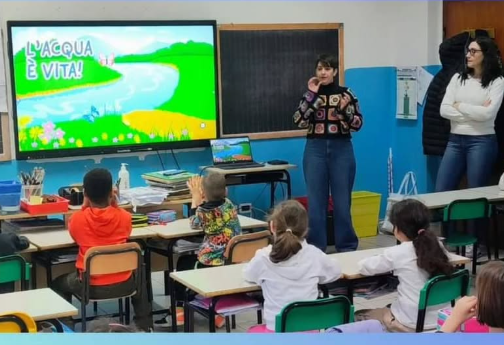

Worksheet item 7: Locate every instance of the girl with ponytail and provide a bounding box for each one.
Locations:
[355,199,453,332]
[243,200,342,332]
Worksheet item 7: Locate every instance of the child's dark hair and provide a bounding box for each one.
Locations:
[83,168,113,206]
[202,173,226,201]
[315,54,338,70]
[390,199,453,277]
[269,200,308,263]
[87,318,139,333]
[476,261,504,329]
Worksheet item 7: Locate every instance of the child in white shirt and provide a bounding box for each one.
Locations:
[356,199,454,332]
[243,200,342,332]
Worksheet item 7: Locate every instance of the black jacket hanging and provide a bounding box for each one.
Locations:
[422,32,470,156]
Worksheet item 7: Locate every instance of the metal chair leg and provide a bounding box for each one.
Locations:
[118,299,124,324]
[125,297,131,325]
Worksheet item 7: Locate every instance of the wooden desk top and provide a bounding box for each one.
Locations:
[388,190,492,209]
[332,248,470,279]
[24,227,158,251]
[19,243,39,254]
[203,164,296,175]
[154,215,268,239]
[0,288,78,321]
[170,247,471,298]
[0,198,191,221]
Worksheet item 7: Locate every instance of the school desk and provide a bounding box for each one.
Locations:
[150,214,269,332]
[0,288,78,332]
[202,164,296,208]
[22,226,158,292]
[0,197,191,228]
[387,185,504,259]
[170,247,470,332]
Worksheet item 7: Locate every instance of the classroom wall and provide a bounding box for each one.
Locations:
[0,1,443,218]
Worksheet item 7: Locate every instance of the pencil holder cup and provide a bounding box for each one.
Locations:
[22,184,44,201]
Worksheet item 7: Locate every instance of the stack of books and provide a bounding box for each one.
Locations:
[141,170,196,199]
[147,210,177,225]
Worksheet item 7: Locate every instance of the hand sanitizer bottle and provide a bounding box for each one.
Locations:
[118,163,130,191]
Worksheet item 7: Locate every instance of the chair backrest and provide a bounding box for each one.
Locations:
[83,242,142,275]
[224,230,271,264]
[0,255,30,290]
[0,312,37,333]
[415,269,470,332]
[275,296,353,333]
[443,198,490,222]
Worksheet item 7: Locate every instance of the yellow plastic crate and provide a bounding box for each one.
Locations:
[351,191,382,238]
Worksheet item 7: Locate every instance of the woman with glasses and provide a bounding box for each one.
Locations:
[436,37,504,192]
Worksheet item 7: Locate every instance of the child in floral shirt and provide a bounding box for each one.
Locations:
[156,173,241,328]
[188,173,242,265]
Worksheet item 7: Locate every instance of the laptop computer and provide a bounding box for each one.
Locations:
[210,137,264,169]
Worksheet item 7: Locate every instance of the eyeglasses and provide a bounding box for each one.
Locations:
[467,48,482,56]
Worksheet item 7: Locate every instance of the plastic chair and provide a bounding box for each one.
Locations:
[0,312,37,333]
[73,242,143,332]
[0,255,31,291]
[443,198,491,274]
[415,269,470,332]
[186,231,271,333]
[275,295,354,333]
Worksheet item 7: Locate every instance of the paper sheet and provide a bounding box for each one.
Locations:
[417,67,434,106]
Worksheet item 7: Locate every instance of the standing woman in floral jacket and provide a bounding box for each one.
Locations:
[293,54,363,253]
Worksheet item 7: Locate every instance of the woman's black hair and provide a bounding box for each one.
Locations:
[315,54,338,70]
[460,36,504,88]
[390,199,453,278]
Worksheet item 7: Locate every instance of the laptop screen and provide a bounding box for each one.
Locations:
[210,137,253,164]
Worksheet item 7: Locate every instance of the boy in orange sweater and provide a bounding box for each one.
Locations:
[52,168,152,331]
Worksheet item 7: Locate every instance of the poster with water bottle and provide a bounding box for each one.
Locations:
[396,67,417,120]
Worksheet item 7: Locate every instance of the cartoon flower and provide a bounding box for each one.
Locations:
[53,142,59,149]
[101,133,108,141]
[118,134,125,141]
[69,138,75,144]
[18,116,33,129]
[181,128,189,137]
[19,131,27,142]
[200,123,206,129]
[134,134,141,143]
[168,133,174,141]
[41,137,49,145]
[59,138,66,147]
[55,129,65,139]
[127,133,133,139]
[31,142,38,148]
[113,137,118,143]
[76,139,83,148]
[92,137,98,143]
[43,122,55,133]
[29,127,43,140]
[149,134,155,139]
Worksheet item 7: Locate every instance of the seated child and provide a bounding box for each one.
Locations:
[356,199,453,332]
[156,173,241,327]
[52,168,152,331]
[243,200,342,332]
[440,261,504,333]
[0,233,30,293]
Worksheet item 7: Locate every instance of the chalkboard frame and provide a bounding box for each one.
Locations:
[217,23,344,139]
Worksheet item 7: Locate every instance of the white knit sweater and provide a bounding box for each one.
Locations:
[440,73,504,136]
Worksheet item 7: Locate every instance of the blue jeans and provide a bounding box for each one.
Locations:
[303,138,358,252]
[435,134,498,192]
